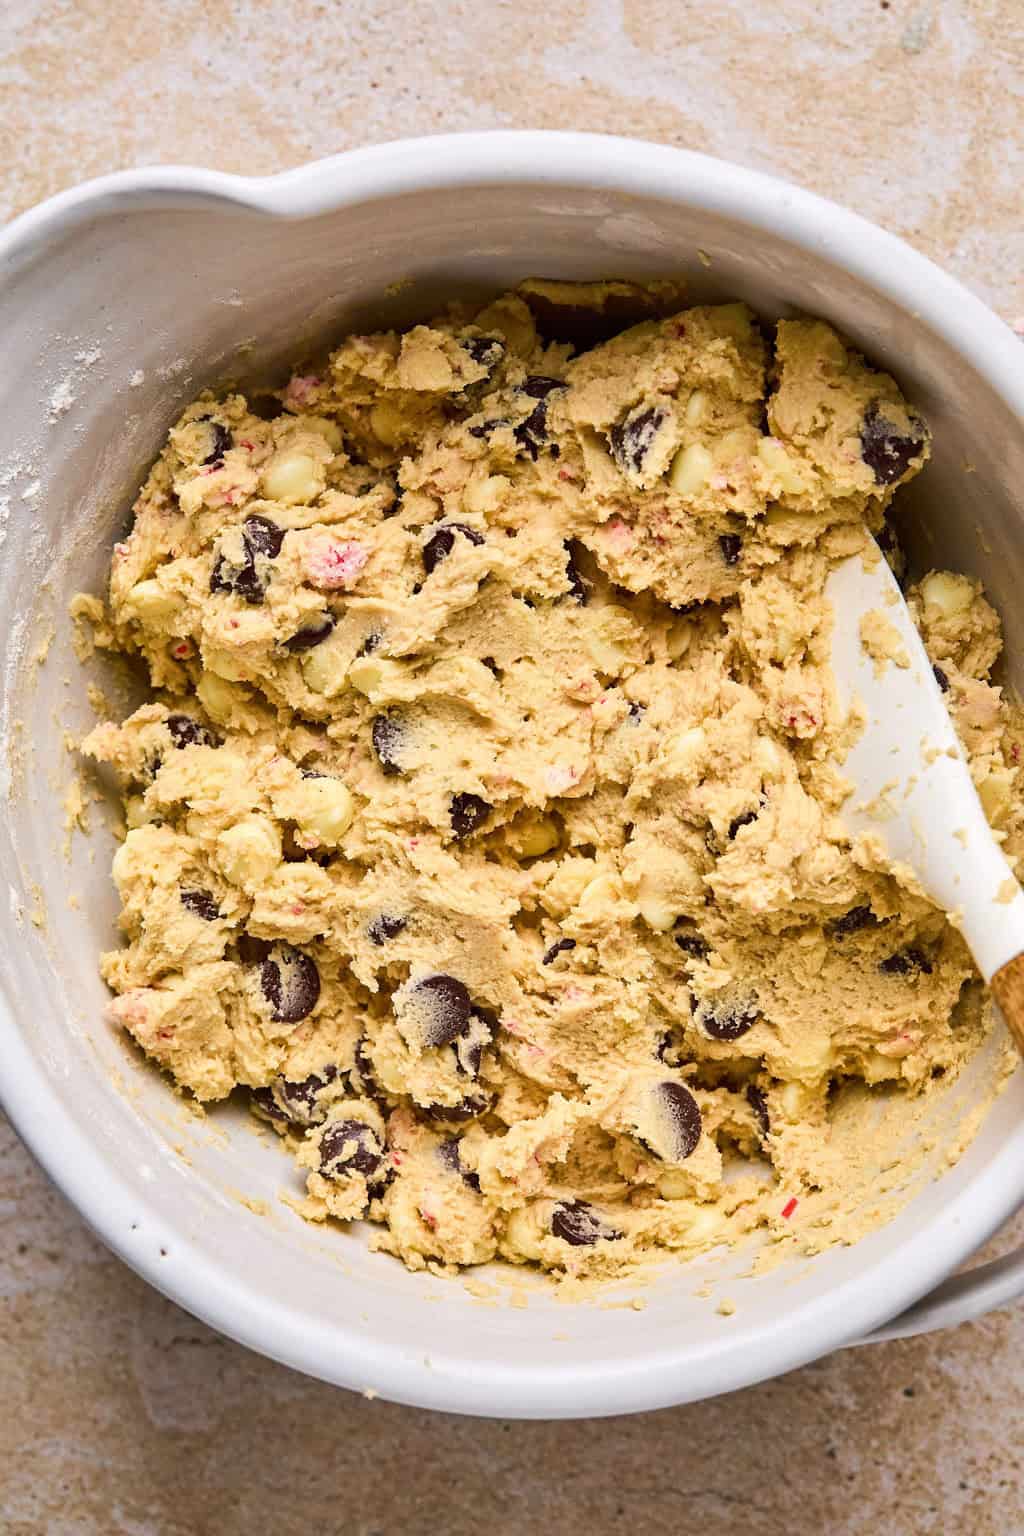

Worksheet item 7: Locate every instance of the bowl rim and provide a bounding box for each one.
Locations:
[2,130,1023,1418]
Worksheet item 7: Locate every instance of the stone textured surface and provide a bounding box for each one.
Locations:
[2,0,1023,1530]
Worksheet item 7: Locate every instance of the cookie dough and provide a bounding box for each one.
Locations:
[79,281,1024,1280]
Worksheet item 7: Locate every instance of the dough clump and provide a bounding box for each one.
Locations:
[80,281,1023,1280]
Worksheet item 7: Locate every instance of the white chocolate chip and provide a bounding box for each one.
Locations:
[666,617,693,662]
[508,815,560,860]
[347,655,409,699]
[756,436,805,495]
[294,779,354,845]
[301,641,349,697]
[920,571,973,621]
[300,416,343,453]
[636,875,678,932]
[215,815,282,890]
[683,390,707,427]
[261,448,323,505]
[370,397,413,448]
[668,442,713,496]
[123,579,182,624]
[197,670,249,724]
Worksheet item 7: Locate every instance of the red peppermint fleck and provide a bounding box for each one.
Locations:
[781,1197,798,1220]
[240,439,256,451]
[284,374,320,406]
[419,1208,438,1231]
[303,536,368,591]
[114,542,129,557]
[171,642,192,660]
[1012,745,1020,764]
[603,516,634,550]
[557,468,576,482]
[290,903,305,916]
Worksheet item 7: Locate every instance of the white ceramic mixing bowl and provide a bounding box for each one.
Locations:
[1,133,1023,1418]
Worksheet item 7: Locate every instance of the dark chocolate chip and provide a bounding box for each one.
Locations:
[422,522,485,574]
[564,541,588,604]
[438,1137,482,1192]
[626,701,646,726]
[514,379,565,459]
[180,887,220,920]
[550,1199,622,1246]
[728,809,758,840]
[358,629,383,657]
[450,792,491,840]
[202,421,233,466]
[718,533,743,566]
[828,904,879,939]
[166,714,217,749]
[367,912,408,946]
[270,1064,339,1126]
[259,944,321,1023]
[423,1092,492,1124]
[209,555,233,595]
[879,947,933,976]
[210,515,285,603]
[521,376,566,399]
[408,974,472,1048]
[933,664,950,693]
[542,937,577,965]
[371,712,409,776]
[654,1030,674,1063]
[860,403,928,486]
[283,613,335,652]
[350,1035,379,1099]
[453,1010,494,1078]
[244,514,285,559]
[460,335,505,372]
[608,405,668,480]
[700,1001,758,1041]
[673,930,710,960]
[251,1086,288,1123]
[651,1080,702,1160]
[746,1084,770,1137]
[319,1118,388,1186]
[468,416,510,440]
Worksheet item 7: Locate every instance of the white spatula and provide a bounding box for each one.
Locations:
[826,541,1024,1053]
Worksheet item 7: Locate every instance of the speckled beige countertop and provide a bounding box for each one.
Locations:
[2,2,1023,1531]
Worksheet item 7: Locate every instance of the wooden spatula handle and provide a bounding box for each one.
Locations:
[991,953,1024,1058]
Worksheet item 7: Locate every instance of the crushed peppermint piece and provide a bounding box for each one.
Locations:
[302,535,368,590]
